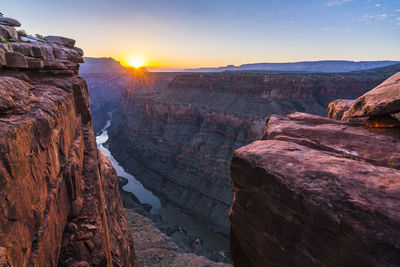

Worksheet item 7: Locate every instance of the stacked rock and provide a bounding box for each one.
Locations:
[0,16,83,75]
[328,72,400,127]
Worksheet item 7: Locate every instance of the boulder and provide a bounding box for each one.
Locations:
[0,17,21,27]
[5,51,28,68]
[347,72,400,118]
[230,112,400,266]
[45,35,76,48]
[0,24,18,41]
[327,99,353,120]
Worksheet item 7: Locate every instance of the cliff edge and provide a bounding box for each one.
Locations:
[229,73,400,266]
[0,18,136,266]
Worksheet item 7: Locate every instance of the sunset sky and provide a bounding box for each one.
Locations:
[3,0,400,68]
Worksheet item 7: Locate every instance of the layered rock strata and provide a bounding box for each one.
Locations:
[229,73,400,266]
[109,71,386,234]
[0,18,136,267]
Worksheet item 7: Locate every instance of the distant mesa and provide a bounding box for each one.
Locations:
[79,57,125,74]
[186,60,400,73]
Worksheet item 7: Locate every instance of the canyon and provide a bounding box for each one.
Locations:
[0,19,136,266]
[105,67,397,235]
[1,16,399,266]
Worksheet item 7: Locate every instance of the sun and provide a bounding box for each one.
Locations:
[128,57,146,68]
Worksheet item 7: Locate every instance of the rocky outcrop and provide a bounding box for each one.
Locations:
[347,72,400,118]
[0,19,136,267]
[108,71,386,234]
[229,74,400,266]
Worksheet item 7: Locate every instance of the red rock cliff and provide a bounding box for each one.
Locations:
[0,18,136,267]
[229,73,400,266]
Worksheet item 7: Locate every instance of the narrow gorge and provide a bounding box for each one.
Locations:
[105,68,395,235]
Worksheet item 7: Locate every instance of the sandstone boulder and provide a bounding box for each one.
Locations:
[0,17,21,27]
[0,24,18,41]
[327,99,353,119]
[230,112,400,266]
[46,35,76,48]
[347,72,400,118]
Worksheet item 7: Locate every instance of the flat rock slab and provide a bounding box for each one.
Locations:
[347,72,400,117]
[263,112,400,168]
[45,35,76,48]
[0,17,21,27]
[230,112,400,266]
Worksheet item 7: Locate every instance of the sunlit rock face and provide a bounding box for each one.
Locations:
[107,71,386,235]
[0,18,136,267]
[229,73,400,266]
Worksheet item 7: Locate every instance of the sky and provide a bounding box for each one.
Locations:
[2,0,400,68]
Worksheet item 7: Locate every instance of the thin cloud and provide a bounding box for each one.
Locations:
[321,26,350,32]
[375,4,381,7]
[363,13,388,20]
[326,0,352,7]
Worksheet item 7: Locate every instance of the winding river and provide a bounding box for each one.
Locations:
[95,112,229,252]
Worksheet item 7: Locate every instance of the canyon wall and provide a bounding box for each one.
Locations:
[229,74,400,266]
[0,19,136,266]
[108,71,387,234]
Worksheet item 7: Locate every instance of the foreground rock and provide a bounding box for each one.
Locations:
[125,209,231,267]
[230,110,400,266]
[0,18,136,266]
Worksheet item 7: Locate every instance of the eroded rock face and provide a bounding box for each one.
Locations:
[0,18,136,267]
[229,112,400,266]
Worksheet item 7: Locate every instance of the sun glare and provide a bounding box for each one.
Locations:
[128,57,145,68]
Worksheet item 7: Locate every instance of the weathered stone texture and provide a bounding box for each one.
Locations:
[230,75,400,266]
[0,18,136,267]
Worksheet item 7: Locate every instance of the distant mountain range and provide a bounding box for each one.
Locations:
[185,60,400,73]
[80,58,400,74]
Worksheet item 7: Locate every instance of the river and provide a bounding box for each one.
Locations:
[95,112,229,253]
